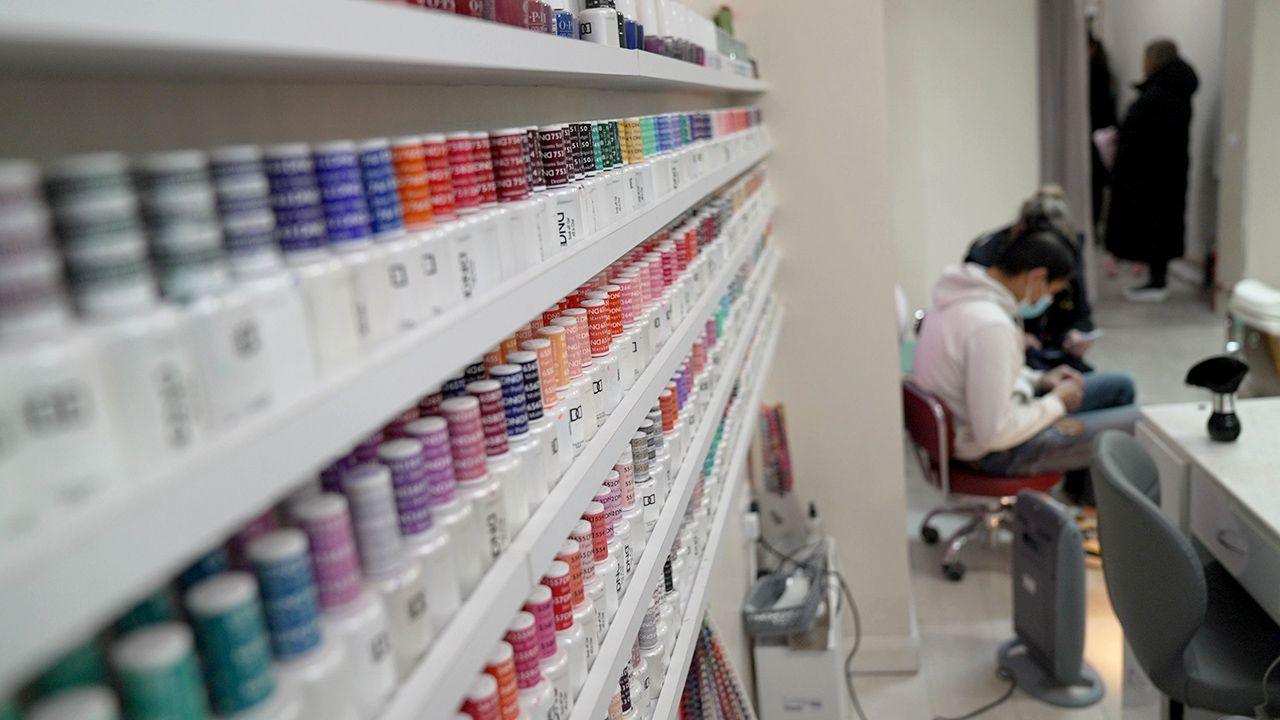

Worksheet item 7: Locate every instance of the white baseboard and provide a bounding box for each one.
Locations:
[842,584,922,674]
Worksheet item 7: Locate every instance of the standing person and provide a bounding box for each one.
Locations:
[1105,39,1198,302]
[1088,27,1117,229]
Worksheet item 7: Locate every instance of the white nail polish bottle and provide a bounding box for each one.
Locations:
[488,364,548,513]
[25,687,120,720]
[524,586,571,720]
[444,395,509,563]
[313,141,397,351]
[503,352,562,485]
[599,477,632,581]
[467,379,530,537]
[247,530,358,720]
[579,298,620,420]
[517,339,574,470]
[638,598,666,703]
[359,138,430,331]
[377,438,462,633]
[262,144,362,376]
[46,155,205,476]
[536,325,591,453]
[627,641,650,720]
[644,416,671,500]
[559,537,600,666]
[541,559,587,696]
[630,433,660,537]
[570,520,609,642]
[403,416,484,599]
[136,150,274,433]
[342,465,434,678]
[185,573,302,720]
[586,497,624,614]
[209,146,317,410]
[0,164,121,535]
[506,612,553,720]
[549,311,597,439]
[291,493,397,720]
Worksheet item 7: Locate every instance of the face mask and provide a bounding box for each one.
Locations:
[1018,284,1053,319]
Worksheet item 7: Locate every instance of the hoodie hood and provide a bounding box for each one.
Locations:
[1136,56,1199,97]
[931,263,1019,317]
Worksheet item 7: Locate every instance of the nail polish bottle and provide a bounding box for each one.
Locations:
[585,498,623,617]
[403,416,484,599]
[658,554,679,653]
[357,138,429,331]
[579,1,621,47]
[523,587,570,720]
[644,416,671,500]
[46,154,205,476]
[444,395,509,563]
[536,325,591,453]
[261,143,362,375]
[489,364,548,513]
[558,536,600,665]
[659,385,682,464]
[569,520,609,642]
[638,597,666,703]
[0,164,120,534]
[184,573,301,720]
[506,613,553,720]
[630,433,660,537]
[290,493,397,719]
[607,276,639,390]
[342,465,434,678]
[548,311,597,441]
[377,438,462,633]
[626,641,650,719]
[461,674,502,720]
[598,478,633,581]
[541,559,587,696]
[504,351,564,483]
[581,298,621,418]
[209,146,317,411]
[536,125,582,256]
[109,622,210,719]
[468,379,530,537]
[400,137,464,319]
[517,339,574,469]
[483,641,523,720]
[25,687,120,720]
[313,141,398,351]
[247,530,357,720]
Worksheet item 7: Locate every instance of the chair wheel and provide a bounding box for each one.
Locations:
[920,525,940,545]
[942,562,965,582]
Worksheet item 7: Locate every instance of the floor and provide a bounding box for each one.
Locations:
[853,262,1226,720]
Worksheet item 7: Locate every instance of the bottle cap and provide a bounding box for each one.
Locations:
[583,502,609,559]
[26,687,120,720]
[377,438,434,537]
[553,541,585,607]
[445,133,480,213]
[109,622,209,720]
[629,433,651,478]
[523,586,558,660]
[541,560,575,632]
[390,137,435,229]
[517,339,559,408]
[262,143,329,254]
[419,134,457,221]
[488,129,529,203]
[488,365,530,439]
[599,476,622,533]
[659,388,677,431]
[482,643,520,720]
[313,142,373,247]
[402,417,458,506]
[246,530,323,661]
[581,298,612,357]
[184,573,276,716]
[505,350,548,420]
[537,125,570,188]
[504,612,542,690]
[462,674,500,720]
[356,139,407,239]
[341,465,408,579]
[469,133,498,206]
[441,396,488,481]
[569,521,597,584]
[523,127,545,192]
[548,317,584,379]
[466,380,509,458]
[290,493,365,612]
[536,326,571,388]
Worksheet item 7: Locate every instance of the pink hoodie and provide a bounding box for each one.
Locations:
[912,264,1065,460]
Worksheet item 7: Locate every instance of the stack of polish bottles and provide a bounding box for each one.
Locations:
[0,108,765,541]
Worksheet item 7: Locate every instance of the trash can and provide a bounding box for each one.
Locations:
[1228,280,1280,397]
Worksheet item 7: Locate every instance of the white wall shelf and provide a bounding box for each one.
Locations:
[568,249,780,720]
[0,0,765,92]
[648,305,783,720]
[383,204,775,720]
[0,138,769,690]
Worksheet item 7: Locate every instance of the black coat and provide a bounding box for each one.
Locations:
[1104,57,1199,264]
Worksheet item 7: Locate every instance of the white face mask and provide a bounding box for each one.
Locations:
[1018,279,1053,319]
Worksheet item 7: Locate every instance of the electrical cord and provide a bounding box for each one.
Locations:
[756,538,870,720]
[931,668,1016,720]
[1255,653,1280,720]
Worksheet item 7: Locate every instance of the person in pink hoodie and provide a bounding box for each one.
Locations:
[912,228,1137,505]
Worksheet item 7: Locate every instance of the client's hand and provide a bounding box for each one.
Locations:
[1063,329,1093,357]
[1051,377,1084,413]
[1038,365,1083,392]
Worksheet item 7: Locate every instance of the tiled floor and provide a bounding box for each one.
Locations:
[853,264,1225,719]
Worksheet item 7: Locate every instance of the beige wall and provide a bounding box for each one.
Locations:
[1100,0,1223,265]
[886,0,1041,312]
[715,0,920,672]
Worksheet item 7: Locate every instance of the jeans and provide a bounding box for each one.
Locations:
[976,372,1139,503]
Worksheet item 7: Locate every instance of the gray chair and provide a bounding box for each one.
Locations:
[1092,431,1280,717]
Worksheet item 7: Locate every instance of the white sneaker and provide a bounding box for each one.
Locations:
[1124,285,1169,302]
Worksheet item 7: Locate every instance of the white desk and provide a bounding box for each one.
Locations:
[1136,398,1280,625]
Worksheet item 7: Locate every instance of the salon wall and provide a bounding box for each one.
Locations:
[885,0,1041,312]
[1099,0,1223,266]
[709,0,921,673]
[1216,0,1280,296]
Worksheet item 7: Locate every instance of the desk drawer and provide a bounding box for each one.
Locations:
[1189,465,1280,623]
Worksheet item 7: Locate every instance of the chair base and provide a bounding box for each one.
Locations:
[997,639,1105,708]
[920,496,1016,581]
